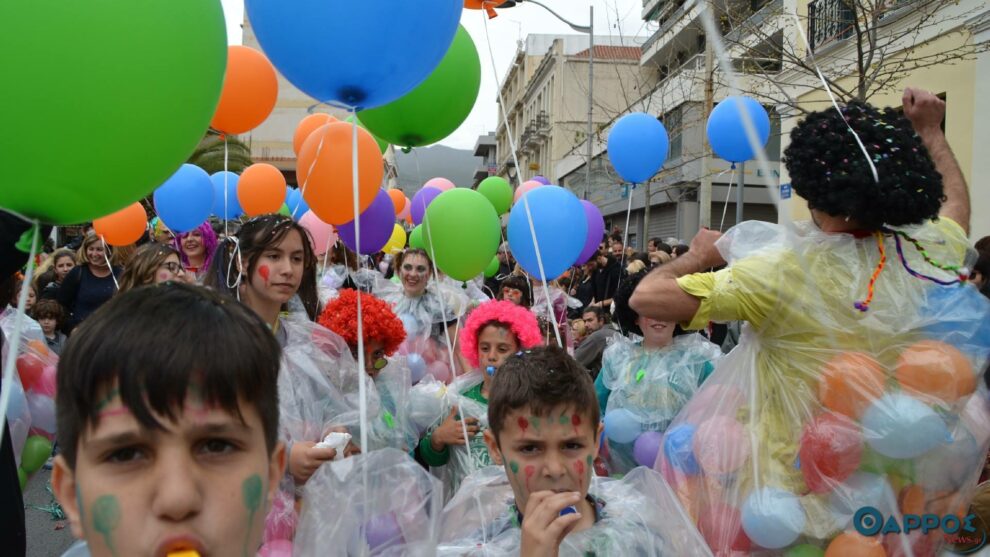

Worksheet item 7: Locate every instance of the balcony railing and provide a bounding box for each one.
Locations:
[808,0,855,53]
[642,0,691,53]
[725,0,783,42]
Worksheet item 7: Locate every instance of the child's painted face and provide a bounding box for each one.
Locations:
[56,256,76,281]
[399,254,429,297]
[181,230,205,259]
[637,315,675,347]
[52,388,285,557]
[484,405,601,513]
[247,228,305,306]
[477,324,519,373]
[38,316,57,336]
[500,287,524,306]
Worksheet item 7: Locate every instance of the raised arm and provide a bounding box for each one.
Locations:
[902,88,970,235]
[629,229,725,323]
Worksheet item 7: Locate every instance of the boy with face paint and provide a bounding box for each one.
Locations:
[437,346,710,556]
[51,283,286,557]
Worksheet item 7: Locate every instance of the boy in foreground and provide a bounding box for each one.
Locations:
[51,283,286,557]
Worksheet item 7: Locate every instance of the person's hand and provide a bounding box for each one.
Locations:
[519,491,583,557]
[689,228,725,269]
[903,88,945,139]
[429,406,480,451]
[288,441,335,485]
[325,426,362,458]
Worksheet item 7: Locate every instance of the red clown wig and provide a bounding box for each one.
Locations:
[459,300,542,369]
[318,289,406,356]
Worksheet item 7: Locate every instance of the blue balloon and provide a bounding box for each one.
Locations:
[286,187,310,220]
[153,164,214,234]
[508,186,587,280]
[244,0,461,110]
[4,376,27,420]
[741,487,805,549]
[663,423,700,475]
[210,171,242,220]
[603,408,641,444]
[407,353,427,384]
[862,393,950,459]
[607,112,669,183]
[920,284,990,364]
[706,96,771,163]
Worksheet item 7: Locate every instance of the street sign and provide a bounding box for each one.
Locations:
[779,183,792,199]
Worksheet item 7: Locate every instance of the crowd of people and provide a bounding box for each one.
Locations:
[0,88,988,556]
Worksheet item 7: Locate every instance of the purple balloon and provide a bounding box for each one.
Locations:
[365,512,404,551]
[532,175,551,186]
[411,187,442,225]
[337,189,396,254]
[575,200,605,265]
[633,431,664,467]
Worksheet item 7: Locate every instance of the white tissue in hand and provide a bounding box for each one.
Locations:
[315,431,352,457]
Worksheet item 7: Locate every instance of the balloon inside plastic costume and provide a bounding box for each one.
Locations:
[375,277,469,384]
[654,219,990,555]
[264,314,417,544]
[530,283,582,349]
[436,465,714,556]
[597,333,722,475]
[291,448,443,557]
[1,307,58,460]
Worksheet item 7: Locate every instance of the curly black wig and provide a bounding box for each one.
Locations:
[784,101,944,230]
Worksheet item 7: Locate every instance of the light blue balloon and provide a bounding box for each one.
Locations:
[741,487,805,549]
[286,187,310,220]
[407,353,427,384]
[827,472,895,530]
[706,96,771,163]
[153,164,214,234]
[862,393,950,459]
[244,0,461,110]
[508,186,587,280]
[210,171,242,220]
[603,408,641,444]
[607,112,669,183]
[3,377,26,420]
[920,284,990,364]
[663,423,700,475]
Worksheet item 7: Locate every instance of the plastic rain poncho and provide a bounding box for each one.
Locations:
[318,265,382,305]
[598,333,721,475]
[1,307,57,463]
[293,448,443,556]
[654,219,990,556]
[436,465,713,556]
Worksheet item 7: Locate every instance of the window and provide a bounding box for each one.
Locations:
[662,107,683,160]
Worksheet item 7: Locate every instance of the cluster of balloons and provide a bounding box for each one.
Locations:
[4,333,58,489]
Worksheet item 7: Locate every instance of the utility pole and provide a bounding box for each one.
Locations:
[586,4,594,201]
[698,0,715,230]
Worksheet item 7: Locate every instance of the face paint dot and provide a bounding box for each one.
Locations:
[92,495,121,553]
[243,475,263,513]
[509,461,520,475]
[559,415,569,425]
[574,460,585,476]
[571,414,582,427]
[517,417,529,432]
[258,265,270,284]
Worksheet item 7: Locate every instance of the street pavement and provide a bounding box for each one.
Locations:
[23,467,75,557]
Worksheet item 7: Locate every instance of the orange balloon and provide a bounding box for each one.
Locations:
[238,163,287,216]
[293,113,338,156]
[819,352,887,419]
[896,340,975,403]
[825,531,886,557]
[210,46,278,135]
[387,189,407,217]
[899,484,926,516]
[297,122,384,225]
[93,202,147,246]
[464,0,499,17]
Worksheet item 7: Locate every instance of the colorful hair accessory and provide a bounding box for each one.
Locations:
[854,231,887,312]
[891,232,965,286]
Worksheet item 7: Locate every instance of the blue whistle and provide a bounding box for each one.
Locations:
[486,365,496,376]
[559,506,577,517]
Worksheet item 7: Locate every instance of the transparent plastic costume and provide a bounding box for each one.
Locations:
[376,278,470,384]
[653,219,990,556]
[264,315,415,543]
[1,307,57,458]
[531,284,581,348]
[318,265,381,304]
[436,465,713,556]
[598,333,721,475]
[293,448,443,556]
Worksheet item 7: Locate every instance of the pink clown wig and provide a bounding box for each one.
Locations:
[173,222,218,270]
[459,300,542,369]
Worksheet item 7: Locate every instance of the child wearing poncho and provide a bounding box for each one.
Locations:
[596,270,721,475]
[415,299,542,501]
[436,346,712,556]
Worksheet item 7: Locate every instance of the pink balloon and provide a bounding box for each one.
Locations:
[34,365,57,398]
[427,361,452,384]
[682,383,745,423]
[692,415,750,474]
[259,540,293,557]
[299,210,337,256]
[513,180,544,205]
[424,177,455,191]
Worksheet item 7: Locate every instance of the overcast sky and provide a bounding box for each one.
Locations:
[220,0,647,150]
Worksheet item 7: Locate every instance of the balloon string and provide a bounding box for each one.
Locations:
[620,186,634,271]
[294,114,332,220]
[350,107,369,456]
[99,236,120,290]
[718,168,736,232]
[483,11,561,347]
[0,222,39,450]
[223,135,230,238]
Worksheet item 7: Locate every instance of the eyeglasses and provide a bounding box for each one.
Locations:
[401,263,429,275]
[160,262,183,274]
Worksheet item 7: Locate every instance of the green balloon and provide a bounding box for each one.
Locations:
[422,189,500,281]
[484,256,500,278]
[278,203,291,216]
[477,176,513,215]
[17,468,27,490]
[345,115,389,154]
[409,224,426,251]
[0,2,227,224]
[783,545,824,557]
[21,435,52,474]
[357,25,481,148]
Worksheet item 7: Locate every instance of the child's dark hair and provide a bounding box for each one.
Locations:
[498,275,532,307]
[612,270,687,337]
[205,213,319,320]
[32,299,65,325]
[784,101,944,230]
[56,283,282,469]
[488,346,599,444]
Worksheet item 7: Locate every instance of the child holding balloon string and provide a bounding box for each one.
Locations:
[414,299,541,502]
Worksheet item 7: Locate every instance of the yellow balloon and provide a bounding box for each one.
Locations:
[383,224,407,255]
